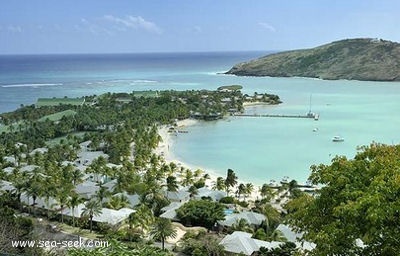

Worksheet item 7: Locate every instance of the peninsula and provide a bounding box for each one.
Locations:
[226,38,400,81]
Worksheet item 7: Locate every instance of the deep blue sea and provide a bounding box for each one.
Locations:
[0,52,266,113]
[1,52,400,184]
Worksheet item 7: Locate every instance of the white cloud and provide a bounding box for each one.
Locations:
[7,25,22,33]
[76,18,113,36]
[103,15,162,34]
[258,22,276,32]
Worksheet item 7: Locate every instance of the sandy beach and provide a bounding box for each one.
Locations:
[155,118,262,201]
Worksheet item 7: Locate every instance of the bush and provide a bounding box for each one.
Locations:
[219,196,235,204]
[176,200,225,230]
[193,180,205,188]
[237,200,249,208]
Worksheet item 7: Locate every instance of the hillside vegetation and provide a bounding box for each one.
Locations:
[227,38,400,81]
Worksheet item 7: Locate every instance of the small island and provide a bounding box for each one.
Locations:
[226,38,400,81]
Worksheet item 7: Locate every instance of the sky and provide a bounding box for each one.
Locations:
[1,0,400,54]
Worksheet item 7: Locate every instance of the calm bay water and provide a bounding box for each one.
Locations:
[1,52,400,184]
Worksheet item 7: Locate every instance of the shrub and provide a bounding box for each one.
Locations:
[219,196,235,204]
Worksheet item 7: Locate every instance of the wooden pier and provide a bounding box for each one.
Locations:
[233,113,317,119]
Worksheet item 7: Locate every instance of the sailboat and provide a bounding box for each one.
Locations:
[307,94,319,120]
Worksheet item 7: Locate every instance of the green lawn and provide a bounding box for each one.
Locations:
[38,110,77,122]
[45,131,86,146]
[36,97,85,107]
[132,90,159,98]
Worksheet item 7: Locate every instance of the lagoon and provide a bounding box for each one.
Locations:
[170,77,400,184]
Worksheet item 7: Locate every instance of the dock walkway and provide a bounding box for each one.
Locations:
[233,113,316,119]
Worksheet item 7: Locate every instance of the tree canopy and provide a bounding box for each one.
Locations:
[176,199,225,230]
[286,143,400,256]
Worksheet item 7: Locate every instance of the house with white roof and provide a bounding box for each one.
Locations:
[20,164,40,173]
[112,192,140,208]
[102,179,117,192]
[29,147,48,156]
[218,211,266,228]
[276,224,316,251]
[164,189,190,203]
[19,193,59,210]
[0,180,15,193]
[159,201,184,221]
[194,187,225,201]
[219,231,282,255]
[2,166,15,175]
[62,204,135,226]
[76,151,108,166]
[75,181,99,199]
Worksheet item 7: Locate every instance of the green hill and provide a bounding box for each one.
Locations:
[227,38,400,81]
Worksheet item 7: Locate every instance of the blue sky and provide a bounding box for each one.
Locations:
[1,0,400,54]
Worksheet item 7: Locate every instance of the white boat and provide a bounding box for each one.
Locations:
[332,136,344,142]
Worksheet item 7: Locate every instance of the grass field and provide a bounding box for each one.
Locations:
[115,91,159,102]
[45,131,86,146]
[132,90,159,98]
[36,97,85,107]
[38,110,77,122]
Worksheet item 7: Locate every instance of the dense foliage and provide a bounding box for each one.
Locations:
[178,231,226,256]
[286,143,400,255]
[0,193,45,255]
[176,199,225,230]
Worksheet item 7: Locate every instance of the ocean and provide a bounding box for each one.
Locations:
[1,52,400,184]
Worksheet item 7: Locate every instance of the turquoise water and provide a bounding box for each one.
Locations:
[224,209,234,215]
[1,52,400,184]
[171,78,400,184]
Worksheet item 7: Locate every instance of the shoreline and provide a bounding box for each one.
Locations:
[243,101,278,107]
[155,118,262,201]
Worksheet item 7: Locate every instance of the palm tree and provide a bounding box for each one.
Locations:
[237,183,246,199]
[225,169,238,196]
[128,204,154,232]
[165,176,178,199]
[55,186,71,224]
[67,193,85,227]
[188,185,198,198]
[212,177,226,191]
[244,183,254,200]
[231,218,254,233]
[260,183,274,200]
[181,169,194,187]
[288,179,298,192]
[12,180,25,211]
[42,180,57,218]
[105,194,130,210]
[81,199,102,233]
[71,168,84,186]
[96,185,112,204]
[150,218,177,250]
[194,169,203,178]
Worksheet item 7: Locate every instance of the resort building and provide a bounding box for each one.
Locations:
[218,211,266,228]
[159,201,184,221]
[164,189,191,203]
[62,205,135,226]
[193,187,226,201]
[219,231,282,255]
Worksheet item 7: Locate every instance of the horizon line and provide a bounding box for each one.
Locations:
[0,49,279,57]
